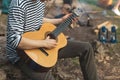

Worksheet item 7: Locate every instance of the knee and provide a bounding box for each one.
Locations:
[83,42,93,54]
[84,42,92,50]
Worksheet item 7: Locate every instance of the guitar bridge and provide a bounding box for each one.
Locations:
[39,48,49,56]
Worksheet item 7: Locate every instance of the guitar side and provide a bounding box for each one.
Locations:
[22,23,67,68]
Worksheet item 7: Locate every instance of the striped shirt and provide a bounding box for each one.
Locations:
[6,0,45,64]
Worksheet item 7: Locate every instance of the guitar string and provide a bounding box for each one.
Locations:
[52,13,76,37]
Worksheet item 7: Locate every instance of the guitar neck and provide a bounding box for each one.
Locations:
[51,13,77,37]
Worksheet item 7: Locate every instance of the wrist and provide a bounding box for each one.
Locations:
[61,17,65,21]
[56,18,64,24]
[38,40,46,47]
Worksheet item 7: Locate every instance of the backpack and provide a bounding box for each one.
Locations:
[2,0,11,14]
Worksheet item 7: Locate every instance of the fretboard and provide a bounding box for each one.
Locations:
[51,13,77,37]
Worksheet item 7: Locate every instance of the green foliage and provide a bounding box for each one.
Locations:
[78,0,97,5]
[71,58,79,65]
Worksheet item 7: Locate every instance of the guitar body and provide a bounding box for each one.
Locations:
[22,23,67,68]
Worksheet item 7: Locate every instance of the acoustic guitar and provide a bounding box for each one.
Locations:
[19,8,83,68]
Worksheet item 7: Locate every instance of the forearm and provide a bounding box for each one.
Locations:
[43,14,71,24]
[43,17,63,24]
[18,37,45,50]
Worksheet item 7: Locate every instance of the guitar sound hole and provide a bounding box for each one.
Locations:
[48,33,56,39]
[45,32,58,41]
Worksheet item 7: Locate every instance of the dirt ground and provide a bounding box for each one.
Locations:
[0,0,120,80]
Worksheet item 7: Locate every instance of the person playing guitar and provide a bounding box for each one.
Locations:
[6,0,99,80]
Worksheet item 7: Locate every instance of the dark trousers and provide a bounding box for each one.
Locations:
[63,0,73,5]
[15,40,99,80]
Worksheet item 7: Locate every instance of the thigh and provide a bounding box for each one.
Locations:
[58,40,90,59]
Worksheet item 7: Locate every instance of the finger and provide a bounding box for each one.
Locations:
[46,36,50,39]
[54,42,58,46]
[73,18,78,22]
[62,13,72,20]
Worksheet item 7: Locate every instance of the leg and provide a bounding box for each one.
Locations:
[63,0,73,5]
[15,60,55,80]
[112,0,120,16]
[58,40,99,80]
[114,0,120,9]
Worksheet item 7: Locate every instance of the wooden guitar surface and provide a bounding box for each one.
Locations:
[22,23,67,68]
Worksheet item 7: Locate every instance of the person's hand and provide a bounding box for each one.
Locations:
[62,14,79,28]
[43,36,57,49]
[72,17,79,22]
[62,14,78,22]
[61,13,72,21]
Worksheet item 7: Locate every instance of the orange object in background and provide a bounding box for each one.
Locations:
[98,0,113,7]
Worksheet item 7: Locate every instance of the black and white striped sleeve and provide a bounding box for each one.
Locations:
[7,6,25,49]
